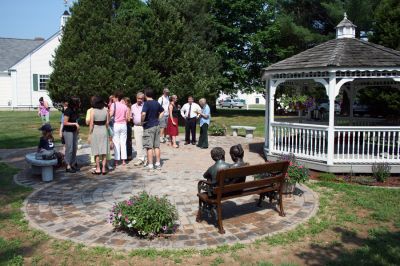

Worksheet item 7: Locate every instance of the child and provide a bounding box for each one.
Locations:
[202,147,231,196]
[228,144,248,184]
[37,124,63,167]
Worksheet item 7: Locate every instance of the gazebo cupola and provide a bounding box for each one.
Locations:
[336,13,356,39]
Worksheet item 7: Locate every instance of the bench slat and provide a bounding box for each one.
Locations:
[199,185,279,202]
[217,161,288,181]
[215,176,283,194]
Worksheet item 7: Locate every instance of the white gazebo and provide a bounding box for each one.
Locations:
[262,14,400,173]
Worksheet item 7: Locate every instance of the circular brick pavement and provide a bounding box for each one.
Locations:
[19,136,318,249]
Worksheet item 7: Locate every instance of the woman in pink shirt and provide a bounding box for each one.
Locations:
[109,92,129,166]
[38,97,50,124]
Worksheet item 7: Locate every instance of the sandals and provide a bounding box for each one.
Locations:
[102,171,108,175]
[91,170,101,175]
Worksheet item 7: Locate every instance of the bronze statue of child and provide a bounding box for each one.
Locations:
[201,147,231,196]
[227,144,248,184]
[203,147,231,185]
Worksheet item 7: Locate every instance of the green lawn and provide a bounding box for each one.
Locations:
[211,109,265,137]
[0,109,266,149]
[0,111,88,149]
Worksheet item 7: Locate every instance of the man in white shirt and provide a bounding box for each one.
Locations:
[180,96,201,145]
[157,87,170,143]
[131,92,146,166]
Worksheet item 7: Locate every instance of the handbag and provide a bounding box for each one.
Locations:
[109,102,116,128]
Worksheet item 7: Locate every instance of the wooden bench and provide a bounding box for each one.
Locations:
[25,152,58,182]
[196,161,289,234]
[231,125,257,139]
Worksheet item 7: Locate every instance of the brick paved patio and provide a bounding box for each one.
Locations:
[15,136,318,249]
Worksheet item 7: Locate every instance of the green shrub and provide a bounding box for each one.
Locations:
[372,162,391,182]
[109,191,179,238]
[318,173,336,182]
[209,123,226,136]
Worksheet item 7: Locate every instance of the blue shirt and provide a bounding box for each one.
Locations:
[200,104,211,126]
[142,100,164,129]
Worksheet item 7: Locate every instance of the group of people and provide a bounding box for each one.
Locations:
[37,87,212,174]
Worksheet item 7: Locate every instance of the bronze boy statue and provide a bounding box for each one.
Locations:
[228,144,248,184]
[203,147,231,185]
[201,147,230,197]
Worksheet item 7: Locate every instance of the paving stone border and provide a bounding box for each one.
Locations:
[16,136,319,250]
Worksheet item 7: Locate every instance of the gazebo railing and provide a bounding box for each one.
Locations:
[271,123,400,164]
[334,126,400,163]
[271,122,329,161]
[335,117,386,127]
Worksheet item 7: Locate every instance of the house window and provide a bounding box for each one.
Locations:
[39,75,49,90]
[256,97,260,104]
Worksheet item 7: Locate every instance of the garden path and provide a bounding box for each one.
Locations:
[9,135,318,249]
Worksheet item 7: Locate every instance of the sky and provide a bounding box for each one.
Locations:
[0,0,74,39]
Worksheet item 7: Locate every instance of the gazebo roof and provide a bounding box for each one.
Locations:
[263,38,400,73]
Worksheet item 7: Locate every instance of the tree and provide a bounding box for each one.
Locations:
[211,0,281,94]
[48,0,124,108]
[370,0,400,50]
[48,0,223,109]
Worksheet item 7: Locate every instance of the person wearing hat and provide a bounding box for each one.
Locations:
[157,87,170,143]
[37,124,63,166]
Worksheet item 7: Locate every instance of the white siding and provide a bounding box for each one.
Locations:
[11,33,60,108]
[0,74,12,107]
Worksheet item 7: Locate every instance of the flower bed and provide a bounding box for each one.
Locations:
[108,191,179,238]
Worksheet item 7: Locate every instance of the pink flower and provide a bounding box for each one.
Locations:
[289,161,293,166]
[125,217,129,223]
[118,212,122,218]
[299,165,303,168]
[127,200,132,206]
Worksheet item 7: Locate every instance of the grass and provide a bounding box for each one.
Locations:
[0,109,266,149]
[0,111,89,149]
[212,109,265,137]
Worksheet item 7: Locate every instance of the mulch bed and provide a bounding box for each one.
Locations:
[309,170,400,187]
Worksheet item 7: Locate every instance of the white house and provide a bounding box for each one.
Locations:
[0,11,69,109]
[218,91,266,105]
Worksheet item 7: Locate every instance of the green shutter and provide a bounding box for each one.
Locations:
[33,74,38,91]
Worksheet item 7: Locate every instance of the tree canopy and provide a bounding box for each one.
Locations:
[48,0,399,107]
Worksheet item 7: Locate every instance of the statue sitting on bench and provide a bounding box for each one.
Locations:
[201,147,230,197]
[228,144,248,184]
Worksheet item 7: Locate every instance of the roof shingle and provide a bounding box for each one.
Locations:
[0,37,44,71]
[263,38,400,73]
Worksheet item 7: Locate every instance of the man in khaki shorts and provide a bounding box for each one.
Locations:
[141,88,164,170]
[158,87,170,143]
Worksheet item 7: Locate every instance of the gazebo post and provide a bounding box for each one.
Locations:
[327,74,337,165]
[268,79,276,158]
[264,78,271,158]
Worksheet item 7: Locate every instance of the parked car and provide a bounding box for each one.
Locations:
[221,99,245,109]
[353,100,369,115]
[307,99,340,113]
[316,99,341,114]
